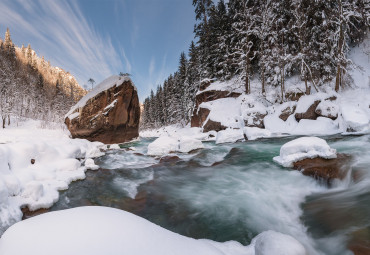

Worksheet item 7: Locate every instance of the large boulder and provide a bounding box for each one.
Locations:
[65,75,140,144]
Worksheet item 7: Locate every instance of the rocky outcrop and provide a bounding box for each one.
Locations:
[292,154,352,185]
[65,76,140,144]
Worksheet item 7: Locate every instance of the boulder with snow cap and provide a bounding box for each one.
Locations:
[65,75,140,144]
[315,101,339,120]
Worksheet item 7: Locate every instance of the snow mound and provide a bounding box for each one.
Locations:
[147,136,204,156]
[201,98,241,129]
[0,207,306,255]
[291,117,340,136]
[85,158,99,170]
[273,137,337,167]
[253,230,306,255]
[216,129,244,144]
[65,75,132,118]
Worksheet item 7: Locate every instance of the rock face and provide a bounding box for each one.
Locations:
[65,76,140,144]
[292,154,352,185]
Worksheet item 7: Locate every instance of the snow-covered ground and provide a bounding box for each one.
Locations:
[0,119,104,235]
[0,206,306,255]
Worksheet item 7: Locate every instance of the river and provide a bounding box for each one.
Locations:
[50,135,370,255]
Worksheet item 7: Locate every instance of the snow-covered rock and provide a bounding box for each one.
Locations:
[178,138,204,153]
[273,137,337,167]
[65,75,140,144]
[315,101,339,120]
[216,129,244,144]
[243,127,272,141]
[0,207,306,255]
[147,136,179,156]
[147,136,204,156]
[240,95,267,128]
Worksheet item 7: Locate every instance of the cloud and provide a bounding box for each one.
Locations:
[0,0,127,86]
[149,57,155,78]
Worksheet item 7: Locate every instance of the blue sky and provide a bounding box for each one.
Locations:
[0,0,195,101]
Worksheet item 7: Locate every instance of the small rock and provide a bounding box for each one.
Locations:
[30,159,35,165]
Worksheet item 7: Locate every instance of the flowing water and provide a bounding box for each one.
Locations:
[51,135,370,255]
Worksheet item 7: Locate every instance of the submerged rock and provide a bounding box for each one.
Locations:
[65,76,140,144]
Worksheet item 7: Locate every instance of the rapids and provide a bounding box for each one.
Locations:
[50,135,370,255]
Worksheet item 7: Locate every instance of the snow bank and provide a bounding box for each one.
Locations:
[216,129,244,144]
[65,75,132,118]
[0,122,104,235]
[341,104,370,132]
[273,137,337,167]
[147,136,204,156]
[201,98,241,129]
[0,207,306,255]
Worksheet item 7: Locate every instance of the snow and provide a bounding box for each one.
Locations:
[295,93,334,114]
[0,206,306,255]
[216,129,244,144]
[65,75,133,119]
[341,104,370,132]
[109,144,121,150]
[178,137,204,153]
[0,120,105,235]
[196,77,244,95]
[273,137,337,167]
[291,117,340,136]
[85,158,99,170]
[147,136,204,156]
[243,127,271,140]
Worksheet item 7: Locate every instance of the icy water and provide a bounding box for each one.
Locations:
[51,135,370,255]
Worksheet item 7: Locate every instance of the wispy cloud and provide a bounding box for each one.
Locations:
[149,57,155,78]
[0,0,126,86]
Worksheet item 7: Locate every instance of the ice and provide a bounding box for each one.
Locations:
[273,137,337,167]
[109,144,121,150]
[216,129,244,144]
[0,206,307,255]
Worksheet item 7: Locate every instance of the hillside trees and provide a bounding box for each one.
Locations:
[141,0,369,129]
[0,28,86,127]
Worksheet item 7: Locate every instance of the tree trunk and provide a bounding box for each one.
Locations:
[261,68,265,95]
[335,0,344,92]
[2,116,5,129]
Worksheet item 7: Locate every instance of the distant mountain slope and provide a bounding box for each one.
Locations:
[0,28,86,127]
